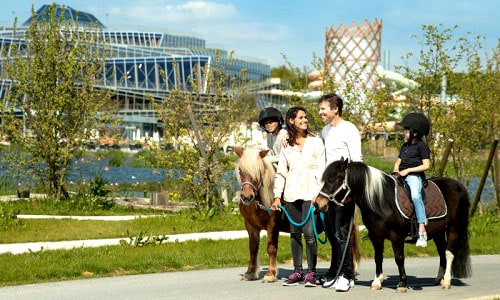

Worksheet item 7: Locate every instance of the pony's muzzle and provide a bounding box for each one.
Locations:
[314,195,329,212]
[240,194,255,205]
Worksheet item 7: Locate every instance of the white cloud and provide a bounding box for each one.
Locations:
[105,0,238,24]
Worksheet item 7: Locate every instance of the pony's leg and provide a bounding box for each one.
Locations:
[242,226,260,281]
[433,232,447,285]
[370,236,385,290]
[441,250,454,289]
[391,239,408,292]
[262,226,279,283]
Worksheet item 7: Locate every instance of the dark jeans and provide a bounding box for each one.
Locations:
[285,200,317,273]
[332,201,355,280]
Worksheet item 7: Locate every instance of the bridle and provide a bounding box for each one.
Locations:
[318,167,351,206]
[238,168,264,206]
[240,180,262,193]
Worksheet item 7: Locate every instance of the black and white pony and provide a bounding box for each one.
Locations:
[315,158,471,292]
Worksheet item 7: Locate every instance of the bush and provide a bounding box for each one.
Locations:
[0,206,22,229]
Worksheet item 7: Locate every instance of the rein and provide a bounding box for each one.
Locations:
[258,203,328,244]
[318,167,351,206]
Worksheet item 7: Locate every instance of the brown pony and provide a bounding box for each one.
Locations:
[234,147,360,283]
[234,146,288,282]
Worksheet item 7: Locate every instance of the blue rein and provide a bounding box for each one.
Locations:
[258,203,328,244]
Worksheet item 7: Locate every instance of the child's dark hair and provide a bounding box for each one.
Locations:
[406,127,424,142]
[286,106,308,146]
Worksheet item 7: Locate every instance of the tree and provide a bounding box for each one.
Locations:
[398,24,499,184]
[0,4,115,199]
[155,52,257,215]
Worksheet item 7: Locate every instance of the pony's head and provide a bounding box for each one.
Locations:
[234,147,275,206]
[315,158,350,212]
[315,158,388,214]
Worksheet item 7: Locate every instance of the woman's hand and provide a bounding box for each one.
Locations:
[271,197,281,211]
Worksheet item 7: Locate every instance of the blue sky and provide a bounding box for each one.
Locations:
[1,0,498,69]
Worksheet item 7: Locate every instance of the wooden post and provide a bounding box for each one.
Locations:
[436,138,454,177]
[470,136,499,217]
[496,136,500,210]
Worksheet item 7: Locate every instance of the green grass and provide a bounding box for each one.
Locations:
[0,205,498,287]
[0,157,498,287]
[0,211,245,243]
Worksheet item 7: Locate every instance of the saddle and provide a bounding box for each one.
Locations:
[391,175,447,241]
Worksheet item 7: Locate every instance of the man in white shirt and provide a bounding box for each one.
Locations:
[317,93,362,292]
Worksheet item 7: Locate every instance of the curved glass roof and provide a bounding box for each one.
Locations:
[22,4,105,29]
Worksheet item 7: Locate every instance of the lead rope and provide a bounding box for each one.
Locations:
[258,203,328,244]
[322,212,355,288]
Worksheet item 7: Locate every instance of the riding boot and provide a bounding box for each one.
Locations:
[405,218,418,243]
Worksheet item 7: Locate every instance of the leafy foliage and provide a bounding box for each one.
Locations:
[154,51,256,214]
[398,24,499,181]
[0,4,116,199]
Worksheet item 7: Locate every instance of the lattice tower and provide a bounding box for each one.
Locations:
[324,19,382,91]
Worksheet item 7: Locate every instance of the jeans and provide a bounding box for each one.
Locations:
[405,174,427,224]
[285,200,317,273]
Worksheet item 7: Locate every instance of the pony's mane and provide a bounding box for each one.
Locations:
[236,148,275,207]
[364,166,387,209]
[344,162,387,211]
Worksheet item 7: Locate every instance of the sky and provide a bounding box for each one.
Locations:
[1,0,498,70]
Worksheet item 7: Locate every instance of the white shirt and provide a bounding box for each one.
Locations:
[319,121,363,165]
[273,136,326,202]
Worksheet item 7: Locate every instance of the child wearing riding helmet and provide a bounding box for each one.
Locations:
[258,107,287,169]
[393,112,431,247]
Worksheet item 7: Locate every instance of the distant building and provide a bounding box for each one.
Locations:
[0,4,271,142]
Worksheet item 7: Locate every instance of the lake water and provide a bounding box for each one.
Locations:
[2,158,496,204]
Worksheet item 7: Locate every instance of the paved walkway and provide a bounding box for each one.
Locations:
[1,214,275,255]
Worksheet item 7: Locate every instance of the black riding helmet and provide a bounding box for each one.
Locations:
[258,107,284,130]
[399,112,430,136]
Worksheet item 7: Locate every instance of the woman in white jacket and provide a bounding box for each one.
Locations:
[271,106,326,287]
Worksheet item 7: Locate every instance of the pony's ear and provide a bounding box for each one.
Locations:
[259,149,269,158]
[234,146,244,157]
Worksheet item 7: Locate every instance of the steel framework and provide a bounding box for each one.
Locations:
[324,19,382,90]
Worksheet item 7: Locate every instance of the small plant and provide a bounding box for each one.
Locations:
[89,175,110,197]
[0,206,22,229]
[119,230,169,247]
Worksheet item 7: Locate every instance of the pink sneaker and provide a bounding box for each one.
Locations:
[303,271,317,287]
[283,271,303,286]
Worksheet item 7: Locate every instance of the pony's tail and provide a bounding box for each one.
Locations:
[452,191,472,278]
[350,210,361,273]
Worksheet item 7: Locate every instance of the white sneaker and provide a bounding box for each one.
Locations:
[416,233,427,247]
[335,275,354,292]
[322,278,337,289]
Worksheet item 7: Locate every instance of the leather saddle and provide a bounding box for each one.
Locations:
[391,174,447,241]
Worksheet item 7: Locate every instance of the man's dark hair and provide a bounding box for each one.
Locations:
[318,93,343,117]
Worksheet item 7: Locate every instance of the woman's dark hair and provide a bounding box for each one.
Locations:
[286,106,308,146]
[318,93,343,116]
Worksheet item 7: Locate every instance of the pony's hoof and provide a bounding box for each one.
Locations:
[440,278,451,289]
[262,275,276,283]
[241,273,258,281]
[396,286,408,293]
[370,285,382,291]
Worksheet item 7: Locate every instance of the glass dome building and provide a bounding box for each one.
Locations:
[0,4,271,141]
